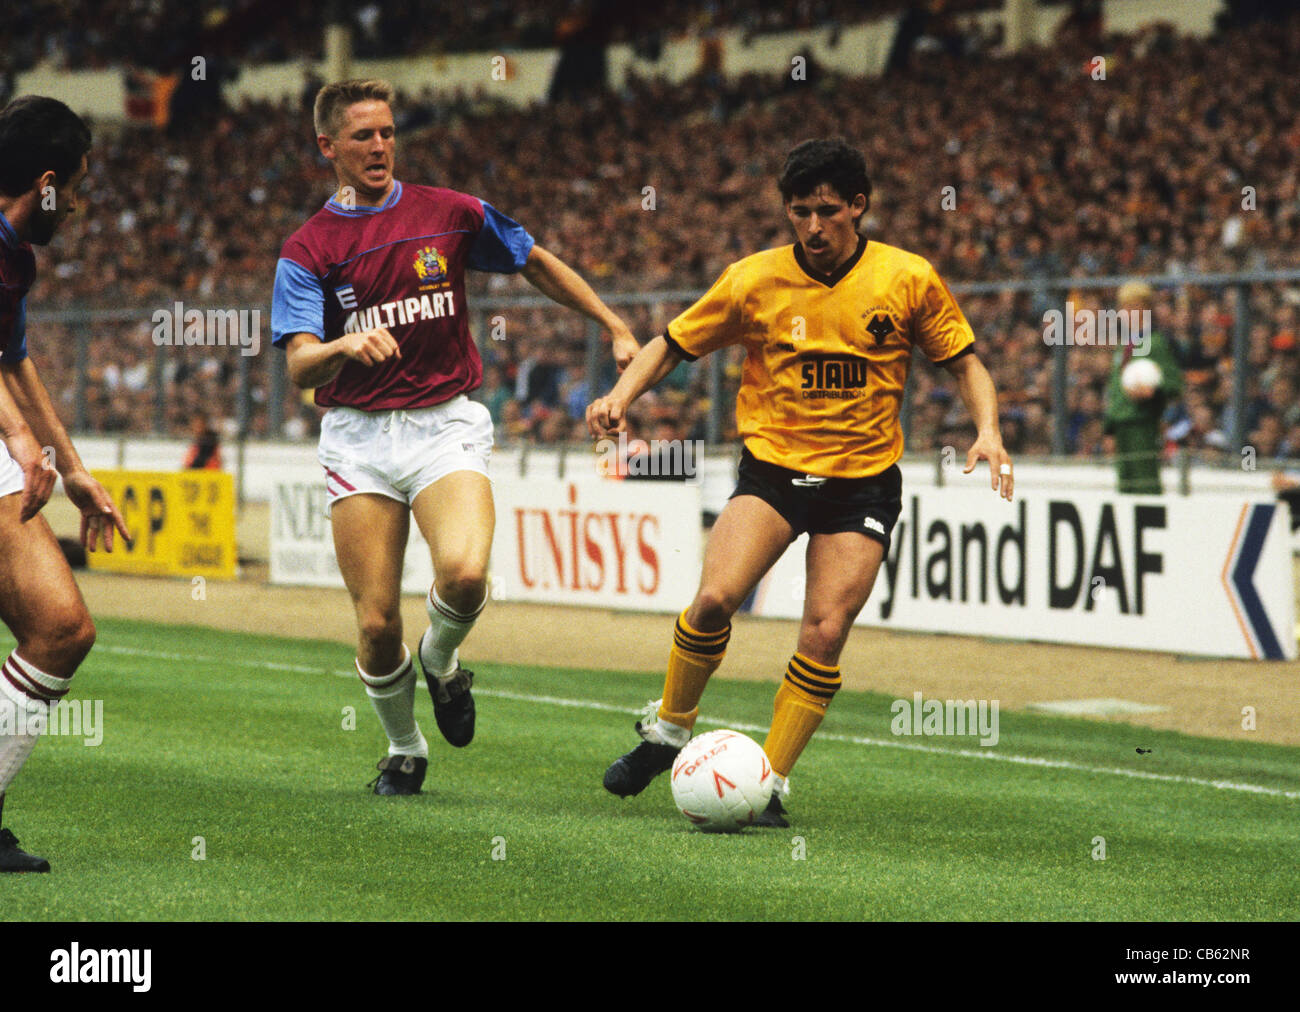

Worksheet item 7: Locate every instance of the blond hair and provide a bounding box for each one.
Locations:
[1117,281,1154,308]
[313,78,394,138]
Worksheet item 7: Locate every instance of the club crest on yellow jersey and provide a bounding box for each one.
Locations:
[862,309,898,345]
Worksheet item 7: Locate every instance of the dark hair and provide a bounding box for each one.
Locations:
[0,96,92,197]
[777,137,871,211]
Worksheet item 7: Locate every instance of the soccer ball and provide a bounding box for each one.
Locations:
[1120,357,1161,398]
[670,729,774,832]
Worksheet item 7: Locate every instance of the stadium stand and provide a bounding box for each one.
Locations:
[18,5,1300,472]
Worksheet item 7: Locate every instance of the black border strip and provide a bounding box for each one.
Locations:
[661,327,697,362]
[792,235,867,288]
[933,343,975,366]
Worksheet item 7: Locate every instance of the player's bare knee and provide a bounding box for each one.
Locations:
[435,566,488,612]
[799,616,850,665]
[73,613,97,659]
[23,608,96,674]
[357,607,402,651]
[688,588,736,631]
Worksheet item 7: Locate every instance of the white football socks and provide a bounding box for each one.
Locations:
[356,646,427,757]
[650,715,691,748]
[420,586,487,682]
[0,653,68,795]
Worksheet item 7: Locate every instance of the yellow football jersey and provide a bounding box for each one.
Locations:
[665,238,975,477]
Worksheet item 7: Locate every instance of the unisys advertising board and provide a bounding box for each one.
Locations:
[488,474,702,611]
[271,465,702,612]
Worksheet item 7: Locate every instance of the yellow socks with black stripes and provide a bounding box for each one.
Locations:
[656,611,731,734]
[763,653,842,778]
[654,618,840,779]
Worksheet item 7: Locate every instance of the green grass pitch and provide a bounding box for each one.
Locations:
[3,617,1297,921]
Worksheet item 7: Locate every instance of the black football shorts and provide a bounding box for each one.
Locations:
[729,447,903,548]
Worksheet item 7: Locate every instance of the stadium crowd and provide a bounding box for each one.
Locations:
[6,0,1002,73]
[20,6,1300,467]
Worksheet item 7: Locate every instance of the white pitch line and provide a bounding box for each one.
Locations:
[93,643,1300,800]
[808,730,1300,799]
[101,644,329,674]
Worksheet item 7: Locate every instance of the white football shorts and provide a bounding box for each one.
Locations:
[317,395,493,515]
[0,441,24,499]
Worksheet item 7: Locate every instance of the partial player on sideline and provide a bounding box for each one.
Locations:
[589,138,1014,826]
[273,79,638,795]
[0,97,131,872]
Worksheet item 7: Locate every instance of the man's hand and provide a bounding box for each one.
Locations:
[63,469,131,551]
[584,336,682,440]
[587,393,629,438]
[520,244,640,372]
[610,327,640,373]
[963,432,1014,501]
[8,429,56,521]
[339,327,401,367]
[284,329,399,389]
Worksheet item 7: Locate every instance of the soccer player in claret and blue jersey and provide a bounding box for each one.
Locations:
[0,96,131,872]
[273,79,639,795]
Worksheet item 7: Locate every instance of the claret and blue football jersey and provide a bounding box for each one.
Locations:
[0,211,34,366]
[272,181,534,411]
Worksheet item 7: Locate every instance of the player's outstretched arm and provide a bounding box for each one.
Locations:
[521,245,639,370]
[284,328,401,389]
[586,335,683,437]
[944,350,1014,501]
[1,356,130,547]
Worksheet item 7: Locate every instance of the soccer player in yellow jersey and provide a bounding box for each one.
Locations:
[588,138,1014,826]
